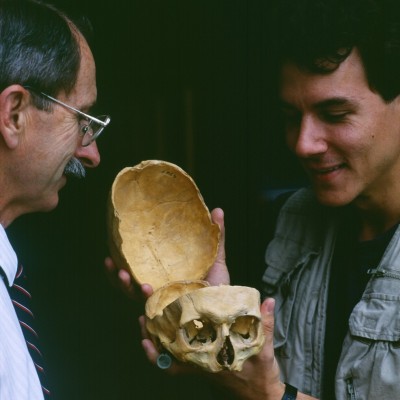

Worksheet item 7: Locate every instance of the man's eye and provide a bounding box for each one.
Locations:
[81,125,90,134]
[320,111,350,123]
[79,119,90,134]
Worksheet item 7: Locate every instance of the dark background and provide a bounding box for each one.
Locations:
[7,1,305,399]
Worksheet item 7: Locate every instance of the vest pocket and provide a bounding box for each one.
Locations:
[349,293,400,341]
[335,291,400,399]
[337,332,400,399]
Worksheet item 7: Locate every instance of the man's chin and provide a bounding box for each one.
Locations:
[37,195,60,213]
[315,192,354,208]
[313,184,355,208]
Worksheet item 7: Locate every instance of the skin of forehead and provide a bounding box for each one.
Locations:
[61,27,97,110]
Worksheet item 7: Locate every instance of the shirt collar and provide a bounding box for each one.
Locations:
[0,224,18,286]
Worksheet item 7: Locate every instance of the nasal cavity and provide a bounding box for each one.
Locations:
[217,336,234,367]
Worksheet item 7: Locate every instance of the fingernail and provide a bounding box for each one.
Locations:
[266,298,275,314]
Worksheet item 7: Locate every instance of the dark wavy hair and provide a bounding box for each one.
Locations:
[269,0,400,101]
[0,0,92,109]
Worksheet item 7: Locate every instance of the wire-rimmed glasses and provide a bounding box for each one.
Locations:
[24,86,110,146]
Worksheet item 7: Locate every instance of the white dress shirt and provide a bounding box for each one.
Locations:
[0,224,44,400]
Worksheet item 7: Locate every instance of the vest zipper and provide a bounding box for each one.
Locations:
[346,378,357,400]
[367,268,400,280]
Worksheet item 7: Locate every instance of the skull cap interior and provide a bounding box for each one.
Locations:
[107,160,220,291]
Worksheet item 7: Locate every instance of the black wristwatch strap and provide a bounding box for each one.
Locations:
[282,382,298,400]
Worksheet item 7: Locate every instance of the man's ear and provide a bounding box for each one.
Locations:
[0,85,30,149]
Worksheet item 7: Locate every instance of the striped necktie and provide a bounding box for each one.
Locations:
[8,264,51,398]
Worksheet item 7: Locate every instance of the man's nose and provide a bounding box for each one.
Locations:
[74,141,101,168]
[288,115,328,158]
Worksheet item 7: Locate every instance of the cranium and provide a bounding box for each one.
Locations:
[146,284,265,372]
[107,160,265,372]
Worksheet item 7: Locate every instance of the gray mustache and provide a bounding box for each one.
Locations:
[64,158,86,179]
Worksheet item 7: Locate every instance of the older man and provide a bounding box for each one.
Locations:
[0,0,109,398]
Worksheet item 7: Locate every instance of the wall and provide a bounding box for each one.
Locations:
[7,1,304,398]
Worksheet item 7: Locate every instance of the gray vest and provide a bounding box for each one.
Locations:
[261,188,400,399]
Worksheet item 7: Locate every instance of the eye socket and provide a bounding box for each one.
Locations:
[184,319,217,345]
[231,316,258,340]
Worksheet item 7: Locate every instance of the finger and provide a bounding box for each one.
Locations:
[261,297,275,337]
[118,268,133,288]
[206,208,230,285]
[141,283,154,298]
[104,256,115,271]
[139,315,150,340]
[141,339,180,375]
[105,256,129,286]
[105,256,150,300]
[211,207,226,262]
[142,338,160,365]
[141,338,198,376]
[116,268,144,300]
[104,256,122,289]
[259,297,283,389]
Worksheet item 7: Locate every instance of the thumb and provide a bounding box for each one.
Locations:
[261,297,275,339]
[259,297,282,391]
[206,207,230,285]
[212,207,226,265]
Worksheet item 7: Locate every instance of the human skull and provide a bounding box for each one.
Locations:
[146,284,265,372]
[108,160,265,372]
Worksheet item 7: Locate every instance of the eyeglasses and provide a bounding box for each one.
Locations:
[24,86,111,147]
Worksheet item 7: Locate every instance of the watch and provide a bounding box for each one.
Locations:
[282,382,298,400]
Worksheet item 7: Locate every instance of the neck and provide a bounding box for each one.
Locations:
[353,197,400,241]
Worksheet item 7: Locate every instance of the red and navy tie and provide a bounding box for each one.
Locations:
[8,264,51,398]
